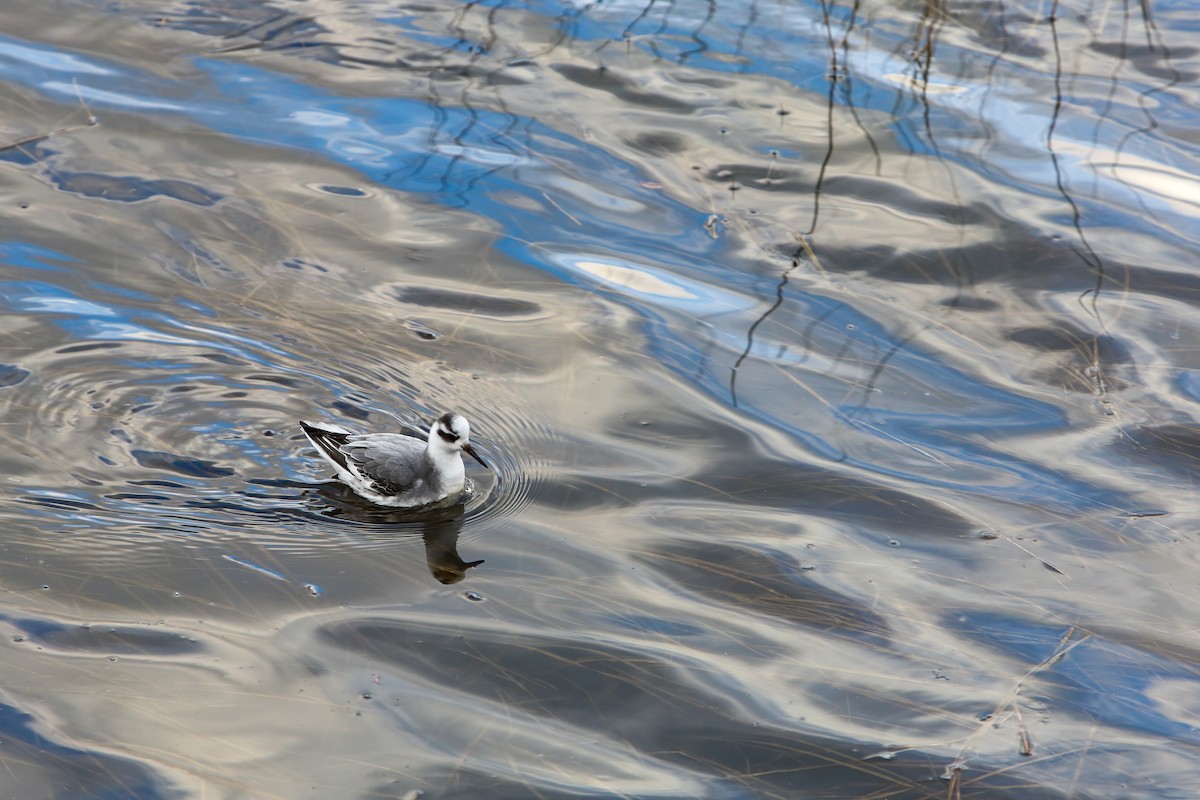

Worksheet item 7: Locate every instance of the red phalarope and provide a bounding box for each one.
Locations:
[300,412,488,508]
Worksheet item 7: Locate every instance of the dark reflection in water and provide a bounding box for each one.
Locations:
[0,703,171,799]
[422,519,485,584]
[312,481,486,583]
[0,0,1197,796]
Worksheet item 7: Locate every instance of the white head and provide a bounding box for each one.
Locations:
[429,412,488,468]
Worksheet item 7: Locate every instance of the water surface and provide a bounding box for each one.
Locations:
[0,0,1198,797]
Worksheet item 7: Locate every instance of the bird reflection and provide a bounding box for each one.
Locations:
[422,517,485,584]
[309,480,484,584]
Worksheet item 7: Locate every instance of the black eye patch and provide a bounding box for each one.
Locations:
[437,428,458,442]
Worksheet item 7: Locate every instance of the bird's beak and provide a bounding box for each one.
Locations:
[463,443,489,468]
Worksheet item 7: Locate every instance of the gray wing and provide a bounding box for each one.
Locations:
[343,434,428,493]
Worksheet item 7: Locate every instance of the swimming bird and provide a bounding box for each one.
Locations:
[300,412,488,508]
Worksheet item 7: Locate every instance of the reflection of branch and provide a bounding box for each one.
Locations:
[711,176,835,406]
[677,0,715,64]
[807,0,840,236]
[379,5,526,209]
[1047,3,1103,281]
[837,0,882,176]
[1103,0,1181,235]
[1047,4,1115,416]
[1112,0,1182,168]
[729,243,804,407]
[909,0,973,297]
[214,14,318,54]
[812,0,881,236]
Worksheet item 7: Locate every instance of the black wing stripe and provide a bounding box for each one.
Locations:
[300,421,352,473]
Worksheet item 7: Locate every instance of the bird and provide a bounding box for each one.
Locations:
[299,412,488,508]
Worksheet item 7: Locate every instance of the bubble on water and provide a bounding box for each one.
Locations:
[464,591,484,602]
[941,761,965,780]
[404,320,439,341]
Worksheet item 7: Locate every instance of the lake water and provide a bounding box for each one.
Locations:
[1,0,1198,797]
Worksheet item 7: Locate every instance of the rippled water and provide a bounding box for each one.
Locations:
[0,0,1198,797]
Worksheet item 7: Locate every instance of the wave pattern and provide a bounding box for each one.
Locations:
[0,0,1195,797]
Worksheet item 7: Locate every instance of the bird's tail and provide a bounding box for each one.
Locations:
[299,420,354,473]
